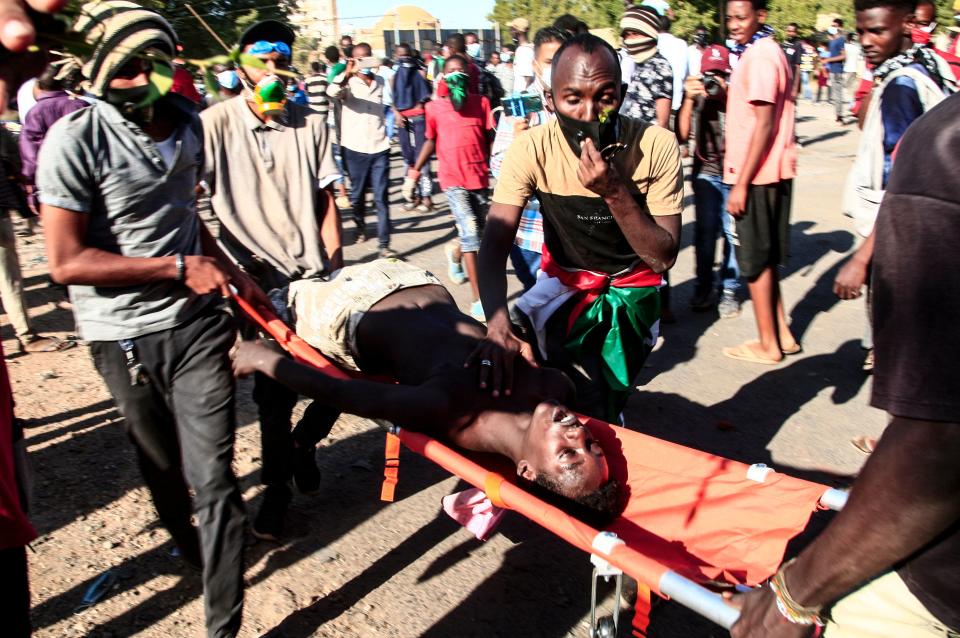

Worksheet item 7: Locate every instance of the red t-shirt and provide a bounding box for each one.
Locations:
[425,94,493,191]
[0,344,35,550]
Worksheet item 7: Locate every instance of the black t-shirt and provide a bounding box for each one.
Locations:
[781,39,802,70]
[871,93,960,632]
[693,97,725,177]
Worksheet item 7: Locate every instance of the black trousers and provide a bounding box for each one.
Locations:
[253,359,340,490]
[0,545,30,637]
[90,306,244,638]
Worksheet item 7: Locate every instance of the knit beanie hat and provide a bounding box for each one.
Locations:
[620,5,660,64]
[74,1,177,98]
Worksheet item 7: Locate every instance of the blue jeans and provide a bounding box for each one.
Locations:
[397,114,433,198]
[343,147,391,249]
[800,70,812,100]
[444,187,488,252]
[510,244,541,291]
[331,139,346,187]
[384,105,396,140]
[693,174,740,294]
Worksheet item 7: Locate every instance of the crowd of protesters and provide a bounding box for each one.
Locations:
[0,0,958,636]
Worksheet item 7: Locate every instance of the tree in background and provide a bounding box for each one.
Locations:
[293,35,319,71]
[489,0,873,44]
[64,1,297,59]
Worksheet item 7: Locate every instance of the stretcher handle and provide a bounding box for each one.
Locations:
[658,571,741,629]
[230,289,352,381]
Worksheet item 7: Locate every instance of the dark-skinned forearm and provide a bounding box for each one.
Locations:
[319,186,343,271]
[412,138,436,173]
[267,356,445,426]
[850,228,875,267]
[785,417,960,607]
[477,220,514,325]
[604,185,678,272]
[199,220,243,280]
[676,97,695,143]
[51,249,179,286]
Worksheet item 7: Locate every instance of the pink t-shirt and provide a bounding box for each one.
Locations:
[723,37,797,186]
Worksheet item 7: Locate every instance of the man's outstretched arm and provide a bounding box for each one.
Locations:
[233,342,451,428]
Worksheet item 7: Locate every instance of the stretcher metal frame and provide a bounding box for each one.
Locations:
[233,293,848,633]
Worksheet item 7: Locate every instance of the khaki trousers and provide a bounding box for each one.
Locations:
[0,213,31,338]
[825,571,956,638]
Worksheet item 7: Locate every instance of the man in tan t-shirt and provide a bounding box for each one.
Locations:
[473,34,683,421]
[201,20,343,541]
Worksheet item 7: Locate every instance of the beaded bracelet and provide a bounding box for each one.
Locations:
[769,559,824,626]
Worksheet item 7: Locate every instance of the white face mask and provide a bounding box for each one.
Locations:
[538,64,552,90]
[828,26,839,35]
[501,51,512,62]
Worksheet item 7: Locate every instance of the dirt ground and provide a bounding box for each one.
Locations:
[9,101,882,638]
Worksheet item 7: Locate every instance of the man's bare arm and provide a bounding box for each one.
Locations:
[234,342,451,427]
[319,186,343,271]
[469,201,538,396]
[44,203,231,297]
[654,97,671,130]
[726,101,774,217]
[732,418,960,637]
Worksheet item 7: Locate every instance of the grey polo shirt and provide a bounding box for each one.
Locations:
[326,74,390,155]
[36,98,210,341]
[200,97,340,288]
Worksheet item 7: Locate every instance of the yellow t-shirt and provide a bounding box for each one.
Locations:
[492,117,683,273]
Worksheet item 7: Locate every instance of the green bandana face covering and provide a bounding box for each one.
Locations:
[443,71,469,110]
[555,108,620,157]
[106,60,174,113]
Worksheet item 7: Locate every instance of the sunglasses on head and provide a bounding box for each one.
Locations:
[248,40,292,59]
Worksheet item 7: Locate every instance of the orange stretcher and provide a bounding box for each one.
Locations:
[233,293,847,635]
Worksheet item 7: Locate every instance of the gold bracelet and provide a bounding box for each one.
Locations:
[769,559,824,626]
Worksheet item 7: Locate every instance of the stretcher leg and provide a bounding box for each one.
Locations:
[589,567,623,638]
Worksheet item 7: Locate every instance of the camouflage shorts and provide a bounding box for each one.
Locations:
[288,258,440,371]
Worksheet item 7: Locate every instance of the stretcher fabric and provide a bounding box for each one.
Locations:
[234,294,830,602]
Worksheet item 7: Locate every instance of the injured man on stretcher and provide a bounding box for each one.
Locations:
[232,258,619,519]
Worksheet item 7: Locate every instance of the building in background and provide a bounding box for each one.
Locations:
[290,3,499,59]
[290,0,339,44]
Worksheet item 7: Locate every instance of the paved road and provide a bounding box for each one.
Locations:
[14,100,882,638]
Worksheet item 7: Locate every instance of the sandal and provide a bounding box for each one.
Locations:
[781,342,803,355]
[862,349,874,374]
[19,334,77,354]
[722,342,781,365]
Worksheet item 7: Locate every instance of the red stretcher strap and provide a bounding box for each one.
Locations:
[381,432,402,502]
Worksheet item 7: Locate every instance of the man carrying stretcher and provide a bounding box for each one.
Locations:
[232,258,618,518]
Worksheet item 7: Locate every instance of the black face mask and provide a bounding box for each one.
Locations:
[555,109,621,157]
[694,33,708,47]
